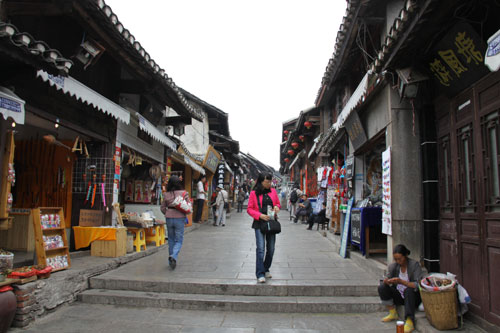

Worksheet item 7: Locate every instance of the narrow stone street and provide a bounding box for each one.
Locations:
[11,210,483,332]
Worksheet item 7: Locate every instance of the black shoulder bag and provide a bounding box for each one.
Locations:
[257,193,281,234]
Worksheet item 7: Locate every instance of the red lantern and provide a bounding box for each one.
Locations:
[284,130,289,135]
[304,121,312,129]
[299,135,305,141]
[284,158,290,163]
[291,142,299,149]
[287,150,294,156]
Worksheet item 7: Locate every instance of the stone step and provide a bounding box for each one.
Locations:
[78,289,385,313]
[89,276,379,297]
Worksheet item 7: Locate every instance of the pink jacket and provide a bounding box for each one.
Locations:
[247,188,281,221]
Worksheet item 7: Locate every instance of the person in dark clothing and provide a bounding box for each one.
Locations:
[210,187,219,223]
[294,194,312,223]
[378,244,423,333]
[237,187,246,212]
[307,202,328,230]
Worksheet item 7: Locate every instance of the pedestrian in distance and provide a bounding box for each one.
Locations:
[378,244,423,333]
[194,175,207,223]
[237,187,246,212]
[160,175,192,270]
[294,194,312,223]
[214,184,228,226]
[210,187,219,224]
[247,173,281,283]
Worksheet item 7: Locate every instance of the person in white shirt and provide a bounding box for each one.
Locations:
[214,184,228,226]
[194,176,207,223]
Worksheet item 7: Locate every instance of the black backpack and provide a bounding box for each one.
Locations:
[290,190,298,204]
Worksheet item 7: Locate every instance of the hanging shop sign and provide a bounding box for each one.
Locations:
[428,22,489,97]
[382,147,392,235]
[0,87,25,125]
[344,110,367,151]
[203,145,220,173]
[345,155,354,180]
[485,28,500,72]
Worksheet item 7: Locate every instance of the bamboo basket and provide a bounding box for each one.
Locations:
[420,286,458,330]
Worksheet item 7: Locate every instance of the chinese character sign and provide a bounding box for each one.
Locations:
[428,22,488,96]
[382,147,392,235]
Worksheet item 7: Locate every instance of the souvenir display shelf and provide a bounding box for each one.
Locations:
[32,207,71,272]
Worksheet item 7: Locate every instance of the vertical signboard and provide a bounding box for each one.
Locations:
[217,163,225,188]
[340,197,355,258]
[382,147,392,235]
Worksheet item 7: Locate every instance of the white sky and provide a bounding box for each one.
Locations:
[104,0,346,170]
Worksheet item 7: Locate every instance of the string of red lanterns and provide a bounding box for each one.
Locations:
[304,121,312,129]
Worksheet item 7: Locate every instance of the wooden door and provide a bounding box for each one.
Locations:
[437,71,500,325]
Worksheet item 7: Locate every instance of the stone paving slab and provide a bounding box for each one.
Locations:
[92,211,380,287]
[10,302,485,332]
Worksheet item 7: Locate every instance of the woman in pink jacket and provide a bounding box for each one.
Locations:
[247,173,281,283]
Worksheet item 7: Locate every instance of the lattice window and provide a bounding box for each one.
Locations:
[438,135,453,213]
[481,111,500,211]
[457,124,476,212]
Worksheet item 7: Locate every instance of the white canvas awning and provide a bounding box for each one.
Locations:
[224,161,234,175]
[332,72,369,131]
[184,155,205,175]
[136,113,176,151]
[0,87,25,125]
[37,70,130,124]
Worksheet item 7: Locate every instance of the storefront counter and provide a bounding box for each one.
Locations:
[73,226,127,258]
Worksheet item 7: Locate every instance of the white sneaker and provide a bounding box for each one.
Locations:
[257,277,266,283]
[265,272,272,279]
[418,303,425,312]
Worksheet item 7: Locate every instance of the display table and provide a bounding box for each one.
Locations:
[350,207,386,257]
[73,226,127,258]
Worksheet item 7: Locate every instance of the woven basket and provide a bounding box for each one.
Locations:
[420,286,458,330]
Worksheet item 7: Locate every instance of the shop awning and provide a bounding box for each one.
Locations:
[137,113,176,151]
[37,70,130,124]
[224,161,234,175]
[184,155,205,175]
[0,87,25,125]
[332,72,369,132]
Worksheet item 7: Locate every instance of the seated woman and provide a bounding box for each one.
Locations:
[378,244,423,333]
[293,194,312,223]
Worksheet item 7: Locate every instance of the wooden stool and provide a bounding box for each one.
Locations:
[145,226,161,247]
[128,228,146,252]
[158,225,166,245]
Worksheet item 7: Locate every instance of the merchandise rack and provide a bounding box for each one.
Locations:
[32,207,71,272]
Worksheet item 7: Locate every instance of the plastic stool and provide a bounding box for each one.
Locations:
[128,228,146,252]
[145,226,161,247]
[158,225,166,245]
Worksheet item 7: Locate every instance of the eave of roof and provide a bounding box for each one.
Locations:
[0,22,73,76]
[76,0,204,122]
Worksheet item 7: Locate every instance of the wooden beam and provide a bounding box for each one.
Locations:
[119,79,147,94]
[4,2,67,16]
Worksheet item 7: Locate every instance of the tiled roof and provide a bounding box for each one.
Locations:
[82,0,205,121]
[314,0,363,105]
[0,22,73,75]
[369,0,436,73]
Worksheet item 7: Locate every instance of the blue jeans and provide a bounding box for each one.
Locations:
[166,218,185,261]
[254,228,276,278]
